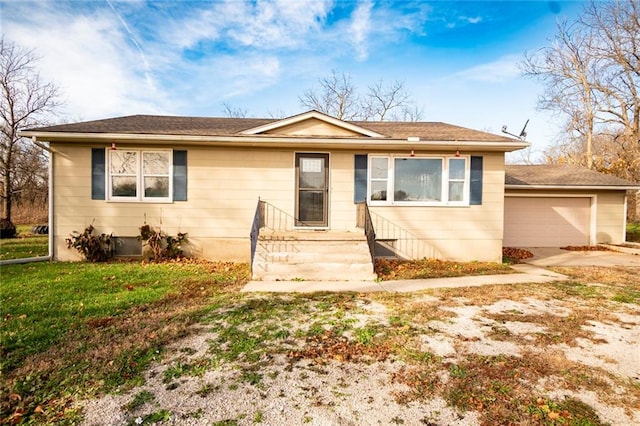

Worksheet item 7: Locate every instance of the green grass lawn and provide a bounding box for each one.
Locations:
[1,260,250,424]
[627,222,640,242]
[0,225,48,260]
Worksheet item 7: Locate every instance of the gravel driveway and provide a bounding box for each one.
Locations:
[80,267,640,426]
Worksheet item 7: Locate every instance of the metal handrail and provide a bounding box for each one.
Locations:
[260,201,313,231]
[250,198,264,265]
[358,203,437,260]
[358,202,376,261]
[370,211,437,259]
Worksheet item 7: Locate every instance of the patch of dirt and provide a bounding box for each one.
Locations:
[287,330,392,363]
[560,245,613,251]
[623,242,640,248]
[552,265,640,288]
[556,313,640,378]
[81,344,478,426]
[78,279,640,426]
[374,258,513,280]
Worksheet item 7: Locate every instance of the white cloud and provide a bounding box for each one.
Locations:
[349,0,373,60]
[0,0,536,126]
[465,16,482,24]
[166,0,331,50]
[454,55,521,83]
[213,54,282,98]
[2,2,172,119]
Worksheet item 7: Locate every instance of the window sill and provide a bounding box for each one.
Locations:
[107,199,174,204]
[369,201,470,207]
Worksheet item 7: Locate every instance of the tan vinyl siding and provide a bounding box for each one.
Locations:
[52,144,505,262]
[594,191,626,243]
[265,118,361,137]
[52,144,294,261]
[328,152,360,231]
[369,153,505,262]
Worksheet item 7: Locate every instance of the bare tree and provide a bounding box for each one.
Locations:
[12,143,48,205]
[395,104,425,122]
[583,1,640,144]
[299,71,360,120]
[222,102,248,118]
[522,19,600,168]
[544,131,640,182]
[522,1,640,175]
[0,37,60,236]
[266,109,287,119]
[299,71,423,121]
[362,79,410,121]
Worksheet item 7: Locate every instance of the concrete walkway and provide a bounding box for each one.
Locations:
[241,245,639,293]
[241,264,567,293]
[525,247,640,267]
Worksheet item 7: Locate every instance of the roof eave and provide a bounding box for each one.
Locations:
[21,131,529,152]
[505,184,640,191]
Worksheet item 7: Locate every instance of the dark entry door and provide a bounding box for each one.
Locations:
[295,153,329,227]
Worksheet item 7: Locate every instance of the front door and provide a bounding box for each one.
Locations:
[295,153,329,227]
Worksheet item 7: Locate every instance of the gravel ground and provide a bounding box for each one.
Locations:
[80,291,640,426]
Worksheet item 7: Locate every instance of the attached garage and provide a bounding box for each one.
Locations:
[504,196,591,247]
[504,165,639,247]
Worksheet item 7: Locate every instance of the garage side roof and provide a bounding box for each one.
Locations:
[505,164,640,190]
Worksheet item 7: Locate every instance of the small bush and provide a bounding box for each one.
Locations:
[0,218,17,239]
[139,224,187,261]
[627,222,640,242]
[66,225,114,262]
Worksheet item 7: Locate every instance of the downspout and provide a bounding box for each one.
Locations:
[47,138,54,259]
[0,137,52,265]
[623,193,628,243]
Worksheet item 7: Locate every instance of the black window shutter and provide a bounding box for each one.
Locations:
[354,154,368,203]
[470,156,483,205]
[173,150,187,201]
[91,148,106,200]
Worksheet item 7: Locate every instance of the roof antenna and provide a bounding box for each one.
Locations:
[501,119,529,140]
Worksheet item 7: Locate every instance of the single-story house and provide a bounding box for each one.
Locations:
[21,110,638,275]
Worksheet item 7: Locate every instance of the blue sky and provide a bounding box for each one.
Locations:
[2,0,586,160]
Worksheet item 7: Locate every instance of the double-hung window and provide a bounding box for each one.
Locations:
[370,157,389,201]
[108,149,172,202]
[447,158,466,202]
[368,155,469,206]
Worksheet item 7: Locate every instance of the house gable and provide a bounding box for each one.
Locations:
[240,110,385,138]
[262,117,363,137]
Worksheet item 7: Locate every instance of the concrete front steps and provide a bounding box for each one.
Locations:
[252,231,377,281]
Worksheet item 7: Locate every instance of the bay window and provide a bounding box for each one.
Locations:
[368,155,469,205]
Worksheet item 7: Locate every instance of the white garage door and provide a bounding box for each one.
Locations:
[504,197,591,247]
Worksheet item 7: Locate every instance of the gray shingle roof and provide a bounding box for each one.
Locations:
[27,114,516,142]
[30,115,274,136]
[505,164,639,187]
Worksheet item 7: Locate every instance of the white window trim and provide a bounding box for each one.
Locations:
[367,154,470,206]
[447,157,469,205]
[107,148,174,203]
